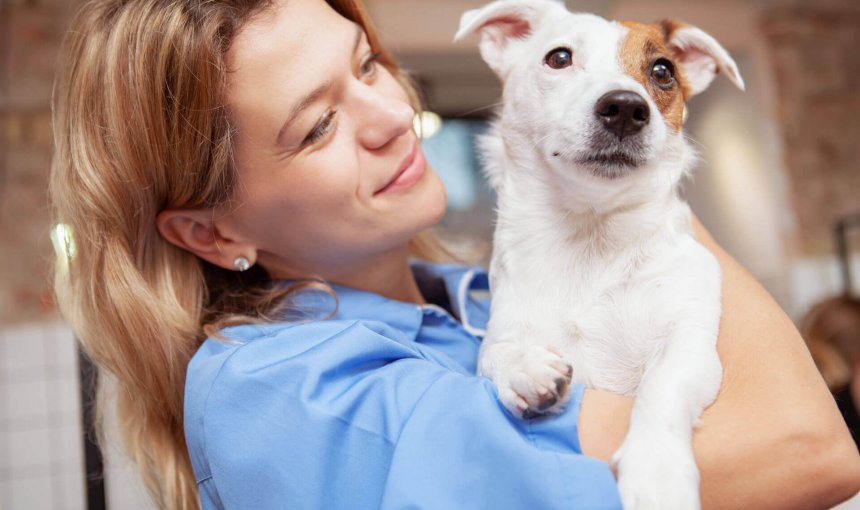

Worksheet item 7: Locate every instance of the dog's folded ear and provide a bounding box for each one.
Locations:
[660,20,745,96]
[454,0,563,75]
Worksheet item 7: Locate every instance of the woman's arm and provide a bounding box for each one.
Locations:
[192,320,623,509]
[578,217,860,509]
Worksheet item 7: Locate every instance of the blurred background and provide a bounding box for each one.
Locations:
[0,0,858,508]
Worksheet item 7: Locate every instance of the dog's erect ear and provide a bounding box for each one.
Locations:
[454,0,562,74]
[661,20,745,96]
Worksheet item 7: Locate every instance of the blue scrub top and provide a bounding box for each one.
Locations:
[184,262,621,509]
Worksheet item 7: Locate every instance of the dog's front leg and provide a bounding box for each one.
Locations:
[478,315,574,418]
[613,324,722,510]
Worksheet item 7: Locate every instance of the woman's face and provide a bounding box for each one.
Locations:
[219,0,446,279]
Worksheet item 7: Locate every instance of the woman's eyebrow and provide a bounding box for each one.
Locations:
[275,23,365,145]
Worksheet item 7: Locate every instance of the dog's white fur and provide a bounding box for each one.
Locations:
[456,1,744,508]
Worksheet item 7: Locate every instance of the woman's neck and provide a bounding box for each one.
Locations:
[272,246,426,305]
[332,247,426,305]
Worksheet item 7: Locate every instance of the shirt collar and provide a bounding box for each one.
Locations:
[283,262,489,339]
[414,262,489,338]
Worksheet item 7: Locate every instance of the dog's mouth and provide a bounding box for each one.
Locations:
[576,150,645,179]
[579,152,642,167]
[572,128,651,179]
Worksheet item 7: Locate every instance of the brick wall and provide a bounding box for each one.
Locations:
[0,0,83,325]
[1,0,859,326]
[760,0,860,255]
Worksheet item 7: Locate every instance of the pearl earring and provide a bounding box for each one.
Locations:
[233,256,251,272]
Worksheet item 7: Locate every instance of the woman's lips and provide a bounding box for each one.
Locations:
[374,142,426,196]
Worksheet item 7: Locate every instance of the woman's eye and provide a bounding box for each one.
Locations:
[545,48,573,69]
[360,52,382,77]
[303,110,337,145]
[651,58,676,89]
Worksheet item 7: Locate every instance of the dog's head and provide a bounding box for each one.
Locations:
[455,0,744,209]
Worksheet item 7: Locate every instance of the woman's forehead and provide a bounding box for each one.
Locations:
[229,0,349,67]
[225,0,357,121]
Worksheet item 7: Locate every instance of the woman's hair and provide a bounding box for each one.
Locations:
[800,295,860,392]
[49,1,449,508]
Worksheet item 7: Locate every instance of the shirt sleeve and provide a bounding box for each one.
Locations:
[380,371,621,509]
[192,320,621,510]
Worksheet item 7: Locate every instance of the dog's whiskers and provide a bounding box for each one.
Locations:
[455,102,504,117]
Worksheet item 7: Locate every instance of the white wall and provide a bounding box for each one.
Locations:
[0,323,155,510]
[0,323,84,509]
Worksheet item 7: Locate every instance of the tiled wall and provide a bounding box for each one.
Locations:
[0,322,157,510]
[0,323,83,509]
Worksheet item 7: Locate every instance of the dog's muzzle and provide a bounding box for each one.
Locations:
[594,90,650,140]
[575,90,651,178]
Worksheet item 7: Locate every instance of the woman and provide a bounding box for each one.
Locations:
[803,295,860,451]
[49,0,860,508]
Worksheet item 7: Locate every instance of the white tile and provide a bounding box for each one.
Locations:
[9,475,55,510]
[52,374,81,418]
[0,431,8,479]
[2,325,47,376]
[0,480,13,509]
[0,328,6,382]
[56,471,84,510]
[53,364,79,382]
[7,427,52,474]
[44,325,77,369]
[54,425,83,467]
[5,379,49,427]
[52,326,78,368]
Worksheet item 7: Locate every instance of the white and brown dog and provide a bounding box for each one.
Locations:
[455,0,744,508]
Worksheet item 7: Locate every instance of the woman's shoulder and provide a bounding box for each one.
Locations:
[183,318,436,463]
[186,319,421,390]
[183,318,448,430]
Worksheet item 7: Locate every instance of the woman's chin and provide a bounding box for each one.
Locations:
[422,169,448,227]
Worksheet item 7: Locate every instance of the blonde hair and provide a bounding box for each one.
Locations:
[49,1,450,508]
[800,295,860,392]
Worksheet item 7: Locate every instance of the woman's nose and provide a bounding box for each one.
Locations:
[353,83,415,150]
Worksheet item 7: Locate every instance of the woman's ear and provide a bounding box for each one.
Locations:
[155,209,257,271]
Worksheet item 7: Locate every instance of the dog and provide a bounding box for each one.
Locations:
[455,0,744,508]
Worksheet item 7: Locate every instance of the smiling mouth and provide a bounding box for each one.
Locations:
[374,141,426,196]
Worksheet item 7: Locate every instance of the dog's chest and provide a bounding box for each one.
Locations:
[560,288,673,396]
[489,199,720,396]
[508,244,705,397]
[552,274,677,395]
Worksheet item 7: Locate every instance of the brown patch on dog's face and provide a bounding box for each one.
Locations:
[619,21,689,132]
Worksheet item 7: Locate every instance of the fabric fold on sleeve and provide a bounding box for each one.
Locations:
[380,373,620,509]
[190,320,621,510]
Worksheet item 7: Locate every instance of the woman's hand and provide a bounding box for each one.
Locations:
[578,217,860,509]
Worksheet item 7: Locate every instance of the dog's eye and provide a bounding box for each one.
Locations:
[545,48,573,69]
[651,59,676,89]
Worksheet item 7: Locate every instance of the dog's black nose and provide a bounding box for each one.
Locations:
[594,90,650,140]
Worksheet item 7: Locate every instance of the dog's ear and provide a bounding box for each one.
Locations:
[660,20,745,96]
[454,0,562,74]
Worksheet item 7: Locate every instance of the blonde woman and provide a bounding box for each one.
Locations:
[802,295,860,451]
[50,0,860,508]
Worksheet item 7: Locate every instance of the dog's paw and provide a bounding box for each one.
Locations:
[479,342,573,418]
[613,427,701,510]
